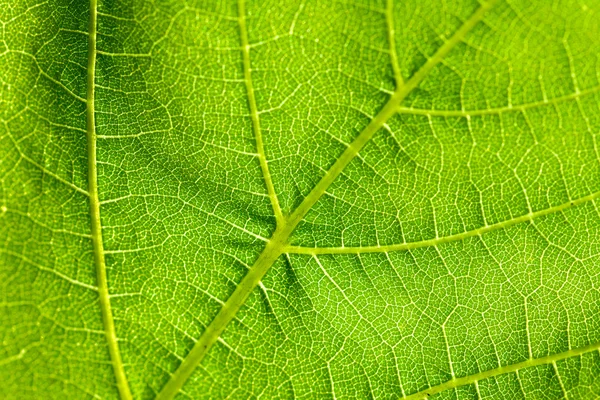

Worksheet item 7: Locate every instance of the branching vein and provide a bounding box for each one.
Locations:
[385,0,403,88]
[86,1,132,398]
[154,1,498,399]
[397,85,600,117]
[402,340,600,400]
[238,0,284,226]
[284,190,600,254]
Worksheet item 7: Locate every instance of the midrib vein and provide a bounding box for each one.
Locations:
[238,0,284,226]
[155,2,497,399]
[87,1,132,399]
[284,190,600,254]
[403,340,600,400]
[286,0,498,231]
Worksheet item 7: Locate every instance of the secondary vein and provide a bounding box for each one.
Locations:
[397,85,600,117]
[402,340,600,400]
[86,1,132,399]
[385,0,403,87]
[238,0,284,226]
[284,190,600,254]
[154,2,498,399]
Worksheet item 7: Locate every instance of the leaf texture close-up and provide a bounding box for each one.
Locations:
[1,0,600,399]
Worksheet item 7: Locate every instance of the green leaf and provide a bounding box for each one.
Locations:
[2,0,600,399]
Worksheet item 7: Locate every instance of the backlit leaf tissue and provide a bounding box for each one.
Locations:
[1,0,600,399]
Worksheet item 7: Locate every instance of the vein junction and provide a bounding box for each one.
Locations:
[238,0,284,226]
[156,1,504,399]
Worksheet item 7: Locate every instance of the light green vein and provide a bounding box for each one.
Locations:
[285,0,498,231]
[284,190,600,254]
[86,1,132,398]
[9,50,88,103]
[385,0,403,87]
[397,85,600,117]
[154,2,497,399]
[0,349,26,367]
[238,0,284,226]
[403,340,600,400]
[6,132,89,196]
[1,249,98,291]
[155,225,288,400]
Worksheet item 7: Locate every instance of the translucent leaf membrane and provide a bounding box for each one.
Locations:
[197,201,600,398]
[1,0,599,399]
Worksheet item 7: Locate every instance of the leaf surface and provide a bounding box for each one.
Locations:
[1,0,600,399]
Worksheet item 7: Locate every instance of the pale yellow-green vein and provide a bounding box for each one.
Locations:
[285,0,498,231]
[284,190,600,254]
[238,0,284,226]
[154,2,498,399]
[385,0,403,87]
[86,1,132,398]
[403,341,600,400]
[397,85,600,117]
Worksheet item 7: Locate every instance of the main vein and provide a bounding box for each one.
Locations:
[238,0,284,226]
[155,2,497,399]
[403,340,600,400]
[285,0,498,231]
[87,1,132,399]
